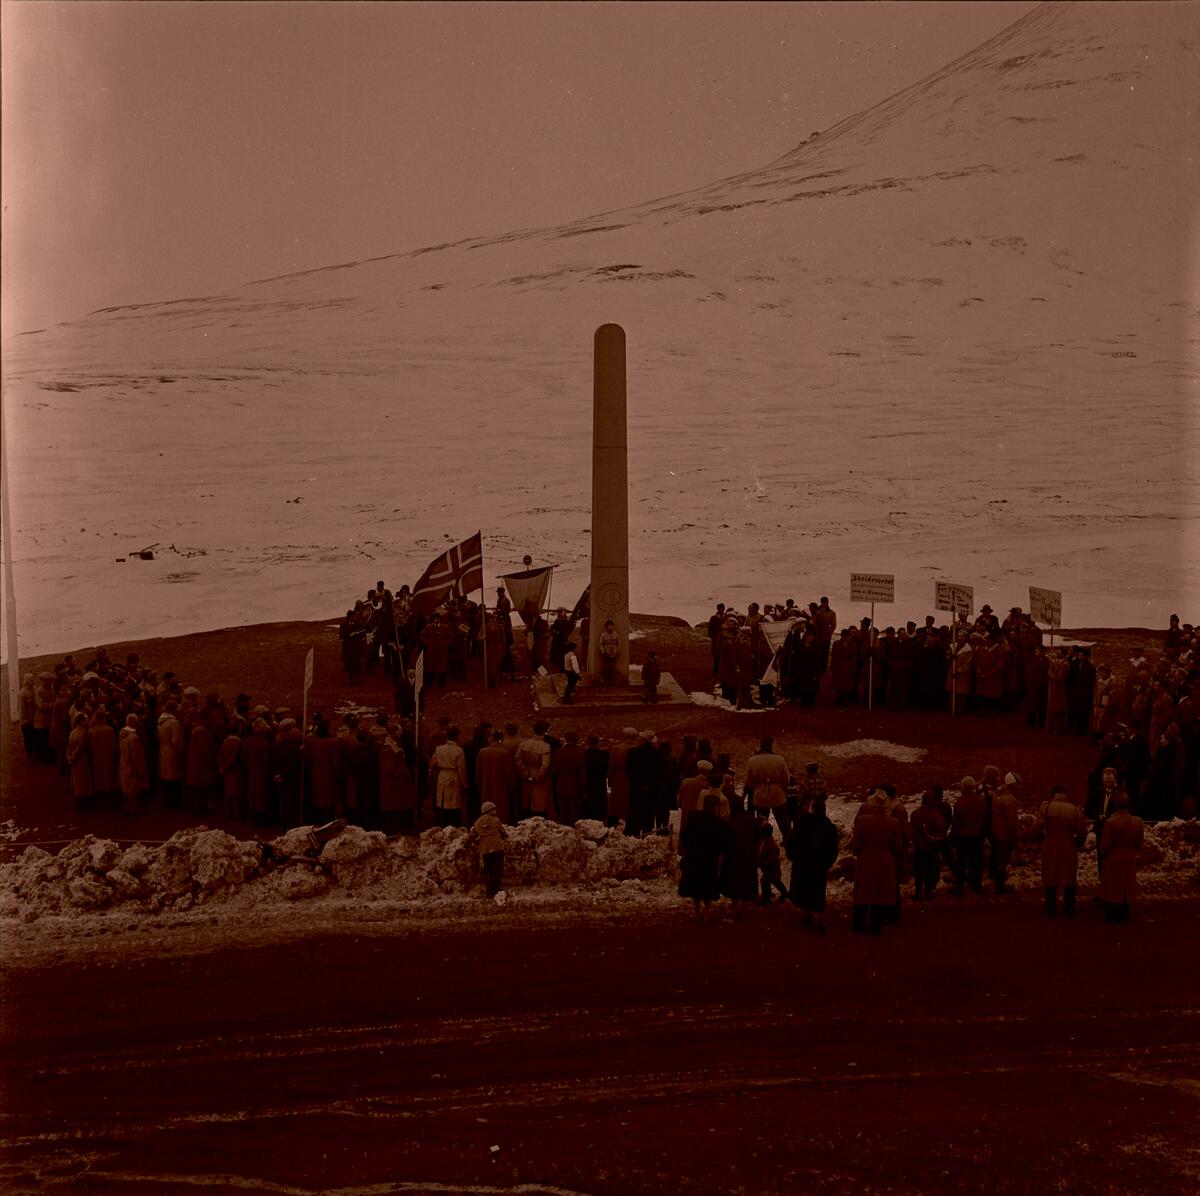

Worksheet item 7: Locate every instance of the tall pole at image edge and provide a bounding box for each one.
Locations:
[1,394,20,720]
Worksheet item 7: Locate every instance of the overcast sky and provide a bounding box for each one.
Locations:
[2,0,1036,333]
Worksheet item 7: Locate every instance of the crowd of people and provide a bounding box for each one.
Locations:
[14,574,1196,917]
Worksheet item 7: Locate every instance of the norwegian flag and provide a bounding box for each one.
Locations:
[410,531,484,616]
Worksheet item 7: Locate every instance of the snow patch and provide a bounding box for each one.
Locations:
[824,739,926,764]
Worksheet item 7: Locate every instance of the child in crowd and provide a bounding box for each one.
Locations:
[757,820,788,905]
[469,800,509,898]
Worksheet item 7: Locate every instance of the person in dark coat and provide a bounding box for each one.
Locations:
[642,650,662,704]
[218,728,247,821]
[678,789,733,921]
[185,721,220,816]
[271,720,304,829]
[909,789,948,900]
[584,735,609,822]
[786,797,840,930]
[88,711,119,810]
[305,718,340,824]
[625,731,664,837]
[349,729,381,830]
[550,730,589,825]
[720,796,760,918]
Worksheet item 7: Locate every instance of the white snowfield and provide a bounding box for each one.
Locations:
[3,2,1198,658]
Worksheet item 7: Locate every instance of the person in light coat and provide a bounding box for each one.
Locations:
[118,714,150,815]
[1098,793,1144,924]
[431,726,470,826]
[67,714,94,810]
[988,772,1022,894]
[1038,784,1089,917]
[469,801,509,897]
[743,736,791,840]
[849,790,903,934]
[515,722,553,818]
[157,703,185,808]
[88,711,119,808]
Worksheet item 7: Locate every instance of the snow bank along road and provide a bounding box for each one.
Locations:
[3,903,1200,1195]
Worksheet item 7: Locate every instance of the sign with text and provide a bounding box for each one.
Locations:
[851,573,895,604]
[935,581,974,616]
[1029,586,1062,628]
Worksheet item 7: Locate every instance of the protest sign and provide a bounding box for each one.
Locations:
[850,573,895,604]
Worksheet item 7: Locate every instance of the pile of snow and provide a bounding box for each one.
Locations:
[689,690,768,713]
[0,821,30,844]
[0,818,678,921]
[824,740,926,764]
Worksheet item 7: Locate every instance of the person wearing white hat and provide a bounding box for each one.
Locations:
[989,772,1021,894]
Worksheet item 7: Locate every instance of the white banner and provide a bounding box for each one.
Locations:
[758,617,799,653]
[935,581,974,616]
[1029,585,1062,628]
[851,573,895,604]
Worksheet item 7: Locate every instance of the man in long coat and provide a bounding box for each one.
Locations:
[67,714,94,810]
[243,719,276,826]
[515,723,552,819]
[476,731,518,824]
[849,792,903,934]
[1039,784,1089,916]
[88,711,119,809]
[1098,793,1144,923]
[550,730,589,825]
[118,714,150,816]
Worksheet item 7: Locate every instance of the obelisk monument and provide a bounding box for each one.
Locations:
[587,323,631,684]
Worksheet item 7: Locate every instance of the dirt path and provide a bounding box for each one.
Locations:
[4,899,1199,1195]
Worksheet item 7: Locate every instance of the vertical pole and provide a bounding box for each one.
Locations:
[587,324,631,683]
[480,587,489,690]
[1,393,20,720]
[951,618,957,718]
[1044,627,1054,732]
[867,601,875,711]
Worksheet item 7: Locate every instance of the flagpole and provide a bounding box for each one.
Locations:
[1,393,20,720]
[479,534,488,690]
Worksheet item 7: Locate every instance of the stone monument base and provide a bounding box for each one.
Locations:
[534,665,692,712]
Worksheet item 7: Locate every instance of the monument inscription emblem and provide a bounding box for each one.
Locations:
[596,581,625,615]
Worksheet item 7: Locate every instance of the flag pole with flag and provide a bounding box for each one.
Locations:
[410,531,484,617]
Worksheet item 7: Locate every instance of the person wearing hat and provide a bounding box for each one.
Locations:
[272,718,305,829]
[830,628,858,706]
[550,730,588,825]
[785,795,840,929]
[1038,783,1088,917]
[67,713,94,811]
[679,788,733,922]
[849,788,903,934]
[625,729,663,837]
[909,790,948,901]
[988,772,1021,894]
[677,759,712,837]
[744,736,792,841]
[1098,792,1144,923]
[469,801,509,898]
[950,775,987,895]
[118,713,150,816]
[515,721,552,819]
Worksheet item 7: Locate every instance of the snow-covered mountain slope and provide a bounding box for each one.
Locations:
[4,1,1199,654]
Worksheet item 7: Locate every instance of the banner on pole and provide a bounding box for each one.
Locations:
[413,650,425,702]
[850,573,895,604]
[1029,585,1062,628]
[303,647,314,695]
[935,581,974,616]
[758,618,798,653]
[498,565,554,626]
